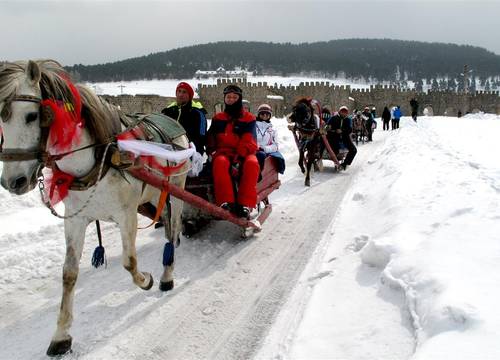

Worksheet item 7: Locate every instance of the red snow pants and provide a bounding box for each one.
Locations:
[212,154,260,208]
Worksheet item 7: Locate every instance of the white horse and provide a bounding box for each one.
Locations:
[0,60,190,356]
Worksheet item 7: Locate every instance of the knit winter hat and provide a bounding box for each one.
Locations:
[223,84,243,97]
[176,82,194,100]
[257,103,272,115]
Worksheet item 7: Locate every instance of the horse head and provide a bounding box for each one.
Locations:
[0,60,44,194]
[0,60,121,196]
[291,98,316,130]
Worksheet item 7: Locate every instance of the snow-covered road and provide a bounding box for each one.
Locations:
[0,123,410,359]
[3,114,499,360]
[0,119,414,359]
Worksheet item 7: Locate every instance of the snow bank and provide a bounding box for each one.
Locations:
[316,115,500,359]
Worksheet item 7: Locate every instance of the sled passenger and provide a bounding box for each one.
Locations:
[326,105,357,170]
[255,103,285,175]
[207,85,260,219]
[242,99,252,113]
[149,82,208,230]
[321,107,332,122]
[161,82,207,155]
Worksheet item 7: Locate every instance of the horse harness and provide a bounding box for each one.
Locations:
[0,95,186,192]
[0,94,52,162]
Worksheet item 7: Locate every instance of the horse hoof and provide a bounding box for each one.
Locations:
[305,179,310,187]
[46,337,72,357]
[182,220,198,237]
[159,280,174,292]
[140,272,154,291]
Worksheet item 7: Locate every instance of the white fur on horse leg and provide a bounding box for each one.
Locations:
[159,194,184,290]
[118,212,153,290]
[168,195,184,246]
[47,218,88,356]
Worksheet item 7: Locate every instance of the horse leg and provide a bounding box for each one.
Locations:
[119,211,154,291]
[304,149,313,187]
[298,150,306,174]
[160,192,184,291]
[46,218,89,357]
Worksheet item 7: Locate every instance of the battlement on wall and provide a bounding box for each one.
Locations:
[101,94,174,114]
[474,90,500,96]
[201,78,500,98]
[103,79,500,117]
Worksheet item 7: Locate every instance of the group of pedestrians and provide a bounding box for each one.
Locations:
[381,105,403,130]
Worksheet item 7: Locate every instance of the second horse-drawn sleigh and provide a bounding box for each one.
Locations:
[287,98,348,185]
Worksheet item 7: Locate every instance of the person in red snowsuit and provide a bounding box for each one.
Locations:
[207,85,260,219]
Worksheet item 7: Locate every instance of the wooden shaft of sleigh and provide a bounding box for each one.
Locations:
[131,167,279,229]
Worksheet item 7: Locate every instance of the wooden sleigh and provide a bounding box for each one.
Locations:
[111,112,281,237]
[132,156,281,237]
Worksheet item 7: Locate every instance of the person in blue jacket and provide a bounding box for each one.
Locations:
[393,106,402,129]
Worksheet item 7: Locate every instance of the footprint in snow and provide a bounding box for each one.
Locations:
[308,271,333,283]
[352,193,365,201]
[347,234,370,252]
[450,207,473,217]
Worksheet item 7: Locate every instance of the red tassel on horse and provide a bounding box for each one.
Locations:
[43,168,75,205]
[42,79,84,154]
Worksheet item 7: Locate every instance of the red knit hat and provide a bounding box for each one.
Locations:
[176,82,194,100]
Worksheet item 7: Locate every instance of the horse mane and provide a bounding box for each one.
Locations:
[0,60,121,144]
[0,62,25,106]
[294,96,313,110]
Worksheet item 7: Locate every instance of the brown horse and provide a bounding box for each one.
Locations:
[288,98,322,186]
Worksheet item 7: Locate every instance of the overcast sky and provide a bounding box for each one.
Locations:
[1,0,499,66]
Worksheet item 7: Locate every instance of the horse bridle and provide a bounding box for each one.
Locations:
[0,94,54,163]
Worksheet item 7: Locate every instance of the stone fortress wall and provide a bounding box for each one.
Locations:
[102,79,500,118]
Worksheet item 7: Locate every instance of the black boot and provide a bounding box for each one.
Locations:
[234,204,250,219]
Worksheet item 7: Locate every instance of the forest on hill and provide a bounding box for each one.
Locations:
[66,39,500,91]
